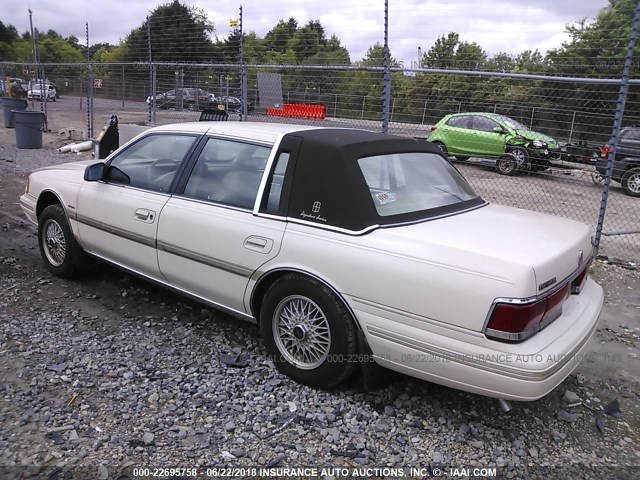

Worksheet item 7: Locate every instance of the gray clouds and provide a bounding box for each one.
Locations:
[1,0,609,64]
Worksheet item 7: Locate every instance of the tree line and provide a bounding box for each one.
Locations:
[1,0,638,140]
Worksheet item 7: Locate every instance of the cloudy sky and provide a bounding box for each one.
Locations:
[2,0,610,65]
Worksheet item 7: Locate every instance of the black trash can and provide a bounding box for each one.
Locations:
[1,97,28,128]
[13,110,45,149]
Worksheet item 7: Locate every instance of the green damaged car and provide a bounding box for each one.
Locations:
[428,112,560,175]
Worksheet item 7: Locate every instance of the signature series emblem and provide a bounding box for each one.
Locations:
[312,201,321,213]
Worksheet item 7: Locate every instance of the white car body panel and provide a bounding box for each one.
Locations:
[157,197,286,313]
[76,182,170,280]
[19,122,604,402]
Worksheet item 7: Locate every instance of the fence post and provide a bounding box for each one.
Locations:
[86,22,94,139]
[568,111,576,144]
[334,94,338,117]
[381,0,391,133]
[122,65,125,108]
[594,0,640,255]
[530,107,535,129]
[361,96,366,119]
[239,6,247,120]
[421,100,427,125]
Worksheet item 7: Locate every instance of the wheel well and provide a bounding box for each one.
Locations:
[250,269,361,332]
[36,191,63,219]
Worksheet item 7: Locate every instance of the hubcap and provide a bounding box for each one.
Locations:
[511,149,526,164]
[272,295,331,370]
[42,219,66,267]
[628,173,640,193]
[498,158,513,173]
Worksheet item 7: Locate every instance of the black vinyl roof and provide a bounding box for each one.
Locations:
[283,128,481,232]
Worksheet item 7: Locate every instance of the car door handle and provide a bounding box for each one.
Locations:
[134,208,155,223]
[244,236,273,253]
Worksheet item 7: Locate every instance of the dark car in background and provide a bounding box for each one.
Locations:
[146,88,213,111]
[428,112,560,175]
[596,126,640,197]
[215,95,253,113]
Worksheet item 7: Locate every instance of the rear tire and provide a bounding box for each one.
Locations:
[38,205,85,278]
[621,167,640,197]
[496,154,518,176]
[260,274,358,388]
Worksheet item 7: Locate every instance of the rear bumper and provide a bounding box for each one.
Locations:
[354,277,604,401]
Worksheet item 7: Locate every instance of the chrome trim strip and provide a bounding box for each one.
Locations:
[279,202,488,236]
[86,251,255,322]
[75,213,156,248]
[249,267,361,329]
[19,198,35,212]
[157,240,253,278]
[367,320,597,382]
[253,133,285,214]
[378,201,489,229]
[351,297,483,337]
[285,217,381,236]
[169,194,253,213]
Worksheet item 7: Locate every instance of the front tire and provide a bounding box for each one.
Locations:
[507,146,529,167]
[621,167,640,197]
[260,274,358,388]
[38,205,85,278]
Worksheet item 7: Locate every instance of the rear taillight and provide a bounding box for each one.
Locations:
[485,284,570,342]
[601,145,610,158]
[430,126,437,132]
[571,258,591,294]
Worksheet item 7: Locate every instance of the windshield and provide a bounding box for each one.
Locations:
[493,114,528,131]
[358,152,478,217]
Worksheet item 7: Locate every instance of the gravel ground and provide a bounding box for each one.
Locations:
[0,112,639,480]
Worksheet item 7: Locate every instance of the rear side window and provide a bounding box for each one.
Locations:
[472,115,500,132]
[446,116,472,128]
[183,137,270,209]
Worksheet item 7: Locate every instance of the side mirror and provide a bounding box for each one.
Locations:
[84,162,105,181]
[493,126,507,134]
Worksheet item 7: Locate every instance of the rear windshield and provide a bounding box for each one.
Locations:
[358,152,478,217]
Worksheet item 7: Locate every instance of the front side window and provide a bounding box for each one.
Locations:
[472,116,500,132]
[183,137,271,209]
[107,134,196,192]
[358,152,478,217]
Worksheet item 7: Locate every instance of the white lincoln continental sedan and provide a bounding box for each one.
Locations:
[20,122,603,402]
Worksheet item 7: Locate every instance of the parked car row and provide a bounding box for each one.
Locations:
[146,88,252,112]
[20,122,603,403]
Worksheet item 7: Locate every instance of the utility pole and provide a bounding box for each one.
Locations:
[381,0,391,133]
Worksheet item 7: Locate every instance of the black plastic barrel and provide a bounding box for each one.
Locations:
[1,97,28,128]
[13,110,45,149]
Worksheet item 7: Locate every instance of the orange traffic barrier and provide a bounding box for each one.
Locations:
[266,104,326,120]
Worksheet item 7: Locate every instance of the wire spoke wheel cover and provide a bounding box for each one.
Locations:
[273,295,331,370]
[42,219,66,267]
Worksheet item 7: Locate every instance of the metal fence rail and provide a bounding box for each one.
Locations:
[2,15,639,263]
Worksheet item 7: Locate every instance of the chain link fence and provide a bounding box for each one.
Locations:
[1,3,639,263]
